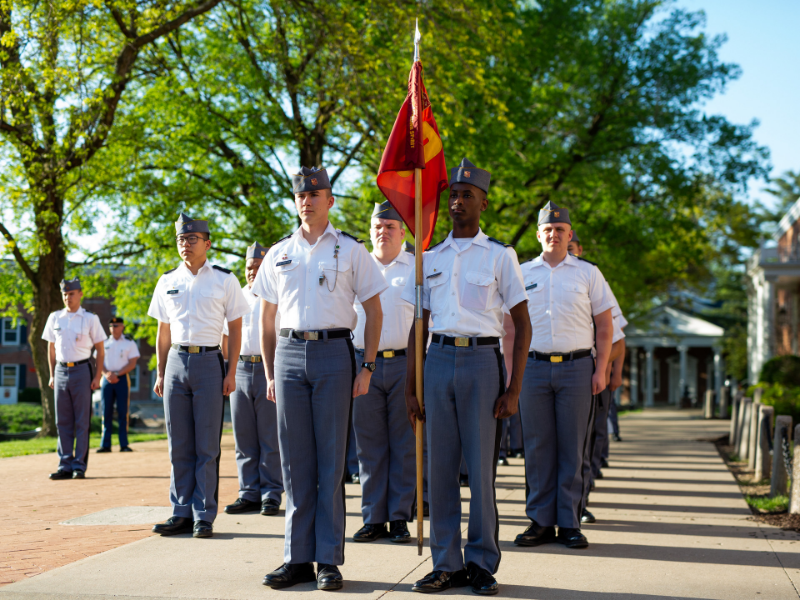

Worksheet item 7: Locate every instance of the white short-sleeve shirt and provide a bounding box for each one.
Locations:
[520,253,614,353]
[251,222,388,331]
[147,260,250,346]
[400,229,527,338]
[103,336,141,372]
[354,250,413,350]
[239,284,263,355]
[42,307,107,363]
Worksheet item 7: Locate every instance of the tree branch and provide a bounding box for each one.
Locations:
[0,222,37,286]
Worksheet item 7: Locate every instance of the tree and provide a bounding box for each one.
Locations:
[0,0,224,434]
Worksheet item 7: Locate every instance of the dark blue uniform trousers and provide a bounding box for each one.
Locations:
[55,362,92,473]
[520,356,594,529]
[100,375,130,449]
[274,335,355,566]
[163,348,225,522]
[230,361,283,504]
[425,342,504,574]
[590,387,612,481]
[353,355,416,524]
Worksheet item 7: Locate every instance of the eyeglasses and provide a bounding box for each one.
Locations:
[110,324,123,328]
[176,235,204,246]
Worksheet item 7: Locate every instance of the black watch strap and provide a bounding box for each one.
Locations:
[361,361,377,372]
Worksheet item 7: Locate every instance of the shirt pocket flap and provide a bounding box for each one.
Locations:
[427,271,449,287]
[562,282,587,294]
[201,287,224,299]
[276,259,299,272]
[322,258,351,273]
[465,271,494,287]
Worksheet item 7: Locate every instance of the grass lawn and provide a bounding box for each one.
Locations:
[0,432,168,458]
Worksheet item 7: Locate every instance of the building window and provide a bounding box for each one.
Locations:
[129,365,140,392]
[1,364,18,387]
[2,318,23,346]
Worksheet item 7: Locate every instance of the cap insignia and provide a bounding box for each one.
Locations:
[311,178,318,186]
[554,212,560,217]
[187,224,193,230]
[464,171,471,178]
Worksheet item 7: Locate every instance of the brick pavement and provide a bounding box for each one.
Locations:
[1,435,241,586]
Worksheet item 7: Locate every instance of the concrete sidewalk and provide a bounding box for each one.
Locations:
[3,410,800,599]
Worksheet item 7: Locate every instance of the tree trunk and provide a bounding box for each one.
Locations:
[31,187,67,436]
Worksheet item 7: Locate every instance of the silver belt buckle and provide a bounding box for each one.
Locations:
[188,345,200,354]
[303,331,319,341]
[454,337,469,347]
[382,350,395,358]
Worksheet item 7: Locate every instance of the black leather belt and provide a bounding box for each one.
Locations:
[530,349,592,363]
[239,355,262,363]
[432,334,500,347]
[279,328,351,341]
[356,348,406,358]
[58,358,90,367]
[171,344,220,354]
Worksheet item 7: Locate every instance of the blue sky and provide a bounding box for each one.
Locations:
[677,0,800,209]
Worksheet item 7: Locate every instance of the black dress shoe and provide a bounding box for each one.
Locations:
[347,472,360,484]
[152,516,193,536]
[353,523,387,542]
[193,520,213,538]
[261,498,280,516]
[389,520,411,543]
[96,447,111,453]
[497,457,509,467]
[600,457,609,468]
[595,470,604,480]
[467,563,498,596]
[613,434,622,442]
[263,562,316,589]
[514,520,556,546]
[581,509,596,524]
[317,563,343,591]
[72,470,85,479]
[49,469,72,480]
[459,474,469,487]
[120,446,133,452]
[412,569,469,593]
[557,527,588,549]
[224,497,261,514]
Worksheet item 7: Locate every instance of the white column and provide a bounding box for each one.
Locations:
[630,347,639,406]
[713,345,723,403]
[645,344,655,407]
[678,344,688,405]
[765,276,776,362]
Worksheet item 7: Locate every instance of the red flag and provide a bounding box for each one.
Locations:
[376,62,447,250]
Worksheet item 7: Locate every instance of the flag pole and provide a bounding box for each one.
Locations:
[413,18,424,557]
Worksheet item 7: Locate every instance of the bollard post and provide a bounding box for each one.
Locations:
[771,415,793,498]
[791,425,800,514]
[729,391,739,445]
[754,387,764,404]
[748,401,761,470]
[704,390,714,419]
[737,399,752,461]
[755,406,774,482]
[719,386,729,419]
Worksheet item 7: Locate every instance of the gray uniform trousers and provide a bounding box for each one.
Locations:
[274,334,355,566]
[230,360,283,504]
[55,362,93,473]
[590,387,612,480]
[425,342,504,574]
[163,348,225,522]
[353,355,416,524]
[520,356,594,529]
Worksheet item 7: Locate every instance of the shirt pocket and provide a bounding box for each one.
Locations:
[164,285,187,317]
[70,317,87,342]
[426,270,450,312]
[319,258,351,292]
[562,281,588,295]
[462,271,493,311]
[200,286,224,310]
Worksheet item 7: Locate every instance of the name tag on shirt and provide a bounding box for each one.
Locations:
[526,283,537,291]
[167,289,180,295]
[426,272,442,279]
[276,259,292,267]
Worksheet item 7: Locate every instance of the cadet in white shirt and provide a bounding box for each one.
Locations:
[512,202,613,551]
[97,317,140,453]
[223,242,284,518]
[351,201,415,545]
[42,277,107,480]
[403,158,531,596]
[255,167,387,591]
[148,213,250,539]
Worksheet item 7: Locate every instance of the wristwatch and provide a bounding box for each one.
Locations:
[361,361,377,373]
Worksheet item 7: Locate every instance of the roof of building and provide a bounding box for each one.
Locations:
[626,306,724,339]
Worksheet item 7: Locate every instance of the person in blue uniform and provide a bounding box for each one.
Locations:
[97,317,140,453]
[255,166,387,591]
[43,278,106,479]
[148,213,250,539]
[403,158,531,595]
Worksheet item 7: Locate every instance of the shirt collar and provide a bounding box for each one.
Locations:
[62,306,85,317]
[177,259,211,276]
[373,248,412,268]
[292,221,338,244]
[441,228,489,252]
[531,253,577,269]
